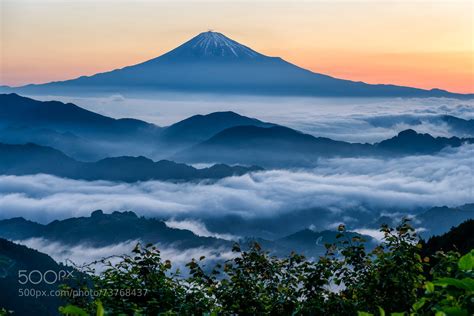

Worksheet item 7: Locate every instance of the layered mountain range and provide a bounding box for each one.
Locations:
[1,32,472,98]
[1,94,473,171]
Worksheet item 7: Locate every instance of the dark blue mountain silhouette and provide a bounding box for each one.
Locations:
[2,32,471,98]
[176,125,474,167]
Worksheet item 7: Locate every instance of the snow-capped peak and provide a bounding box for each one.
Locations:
[165,31,264,59]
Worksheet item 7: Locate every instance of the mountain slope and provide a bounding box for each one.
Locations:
[3,32,471,98]
[422,219,474,256]
[0,239,70,316]
[0,143,262,182]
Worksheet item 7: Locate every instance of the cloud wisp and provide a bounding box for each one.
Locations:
[165,219,239,241]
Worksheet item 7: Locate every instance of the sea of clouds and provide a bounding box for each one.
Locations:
[1,144,472,232]
[2,95,472,264]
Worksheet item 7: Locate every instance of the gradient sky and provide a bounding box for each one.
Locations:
[1,0,473,93]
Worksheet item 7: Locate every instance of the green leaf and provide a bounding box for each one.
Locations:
[440,307,468,316]
[357,312,373,316]
[377,306,385,316]
[390,313,405,316]
[425,281,435,293]
[434,277,474,291]
[458,251,473,271]
[412,297,426,311]
[96,300,104,316]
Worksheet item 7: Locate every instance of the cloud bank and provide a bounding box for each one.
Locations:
[1,144,472,228]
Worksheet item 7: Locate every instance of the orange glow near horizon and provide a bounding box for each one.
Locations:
[296,51,474,94]
[1,0,473,93]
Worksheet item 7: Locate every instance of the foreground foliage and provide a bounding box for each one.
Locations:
[60,220,473,315]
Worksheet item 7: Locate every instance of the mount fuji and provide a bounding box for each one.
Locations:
[2,31,471,98]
